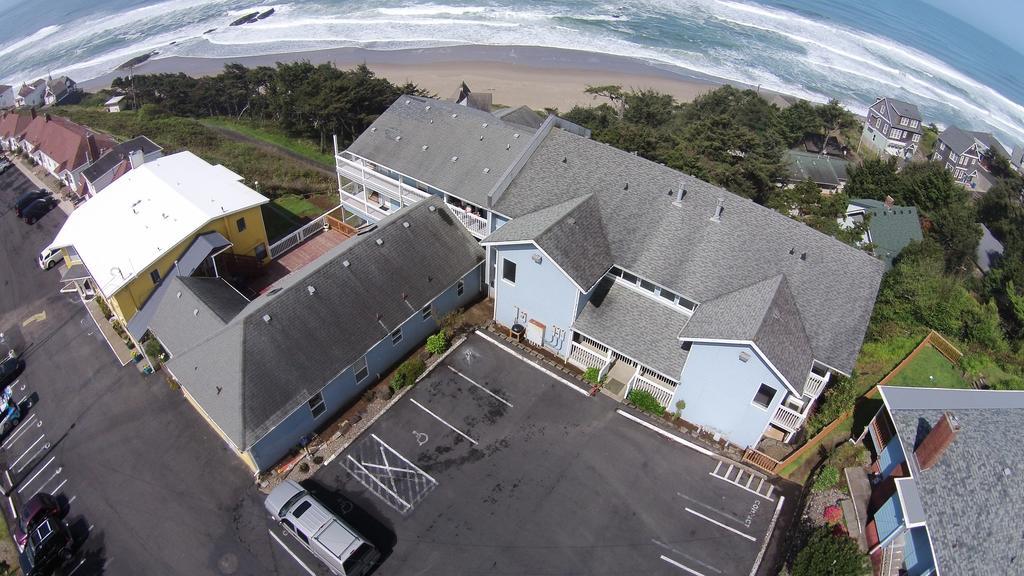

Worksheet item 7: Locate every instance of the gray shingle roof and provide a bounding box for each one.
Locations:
[887,98,922,123]
[938,126,978,154]
[150,276,247,356]
[492,106,544,130]
[968,130,1010,158]
[167,197,484,449]
[976,223,1004,272]
[487,127,883,375]
[680,275,812,394]
[82,136,162,182]
[785,150,849,187]
[880,387,1024,576]
[346,96,536,208]
[573,278,690,379]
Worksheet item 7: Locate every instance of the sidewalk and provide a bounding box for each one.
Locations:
[83,297,133,366]
[9,154,76,216]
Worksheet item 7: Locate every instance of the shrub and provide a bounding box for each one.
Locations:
[812,465,840,492]
[390,358,426,392]
[426,331,448,355]
[823,505,843,525]
[143,338,165,361]
[806,376,856,436]
[441,309,465,337]
[583,367,604,385]
[791,527,868,576]
[97,297,112,319]
[627,389,665,416]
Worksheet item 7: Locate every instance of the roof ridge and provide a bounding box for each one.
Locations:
[486,114,557,208]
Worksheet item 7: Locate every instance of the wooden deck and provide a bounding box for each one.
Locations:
[249,228,353,294]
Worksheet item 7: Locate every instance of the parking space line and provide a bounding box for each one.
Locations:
[447,365,513,408]
[6,496,16,520]
[10,433,45,469]
[2,413,37,449]
[345,456,414,511]
[29,466,61,499]
[651,540,722,574]
[66,558,86,576]
[17,455,54,493]
[661,555,708,575]
[684,508,756,542]
[370,434,438,484]
[676,492,747,529]
[749,496,786,576]
[68,495,76,504]
[616,410,713,456]
[474,330,589,396]
[409,398,478,445]
[269,529,316,576]
[52,478,68,495]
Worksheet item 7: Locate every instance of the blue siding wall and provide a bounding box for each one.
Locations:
[671,342,786,448]
[874,493,905,547]
[248,264,483,470]
[493,243,579,357]
[904,527,936,576]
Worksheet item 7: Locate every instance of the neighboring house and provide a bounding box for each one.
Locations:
[492,105,545,131]
[860,387,1024,576]
[860,97,923,159]
[78,135,163,198]
[1012,146,1024,174]
[46,151,271,336]
[14,79,46,108]
[104,95,128,113]
[43,76,78,106]
[975,224,1004,274]
[840,198,923,269]
[337,95,885,450]
[452,81,492,112]
[931,126,1009,191]
[0,110,32,151]
[149,197,484,472]
[0,84,15,109]
[785,149,849,193]
[17,112,116,188]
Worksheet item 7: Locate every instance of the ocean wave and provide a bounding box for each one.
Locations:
[0,25,62,59]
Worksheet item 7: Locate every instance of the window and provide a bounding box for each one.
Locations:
[621,271,638,284]
[308,392,326,418]
[149,269,160,284]
[236,217,246,232]
[354,355,368,382]
[639,279,656,293]
[912,133,921,143]
[910,119,919,128]
[391,327,403,345]
[502,258,517,284]
[421,304,432,320]
[609,266,623,277]
[752,383,777,409]
[660,288,678,302]
[292,501,312,518]
[874,117,883,129]
[295,528,310,546]
[899,116,909,126]
[282,519,296,534]
[457,280,465,296]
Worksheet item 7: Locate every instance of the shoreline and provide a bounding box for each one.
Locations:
[79,44,798,111]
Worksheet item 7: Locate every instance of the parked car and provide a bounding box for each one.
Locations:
[0,383,21,438]
[18,512,74,576]
[0,159,11,174]
[21,197,57,224]
[38,247,62,270]
[13,190,47,216]
[0,352,24,388]
[13,494,61,552]
[265,480,380,576]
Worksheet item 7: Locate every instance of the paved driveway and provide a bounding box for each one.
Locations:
[311,332,794,576]
[0,164,307,576]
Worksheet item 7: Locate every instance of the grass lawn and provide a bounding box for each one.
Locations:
[273,194,323,219]
[851,331,926,395]
[886,345,969,389]
[200,117,335,169]
[261,203,301,243]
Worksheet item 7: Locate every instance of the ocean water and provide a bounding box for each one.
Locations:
[0,0,1021,148]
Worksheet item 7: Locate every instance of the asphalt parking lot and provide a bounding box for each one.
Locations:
[0,162,311,575]
[312,332,794,576]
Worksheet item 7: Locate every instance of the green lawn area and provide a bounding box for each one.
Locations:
[886,345,969,389]
[273,194,323,219]
[200,117,335,169]
[262,203,301,243]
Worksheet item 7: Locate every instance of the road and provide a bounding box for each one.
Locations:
[0,162,308,575]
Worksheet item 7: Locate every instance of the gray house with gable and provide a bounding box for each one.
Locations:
[151,197,484,472]
[860,97,923,159]
[336,96,884,451]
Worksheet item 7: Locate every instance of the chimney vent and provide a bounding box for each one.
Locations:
[262,314,271,323]
[916,411,961,471]
[672,184,687,206]
[307,285,316,295]
[375,238,384,246]
[342,259,350,267]
[422,145,428,151]
[711,198,725,221]
[884,195,895,209]
[402,221,410,228]
[800,252,807,261]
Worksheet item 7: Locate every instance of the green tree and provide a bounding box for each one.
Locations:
[791,527,869,576]
[843,157,899,201]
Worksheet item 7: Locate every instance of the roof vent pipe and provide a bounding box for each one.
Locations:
[711,198,725,222]
[672,185,687,207]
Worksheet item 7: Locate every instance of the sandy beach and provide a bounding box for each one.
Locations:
[79,44,795,112]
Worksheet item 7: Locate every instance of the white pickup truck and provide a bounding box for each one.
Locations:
[265,480,380,576]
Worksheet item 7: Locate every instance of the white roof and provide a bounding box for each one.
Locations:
[49,151,267,298]
[104,95,126,105]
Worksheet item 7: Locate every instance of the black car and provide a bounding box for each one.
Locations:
[18,513,74,576]
[13,190,48,216]
[0,353,24,388]
[21,197,57,224]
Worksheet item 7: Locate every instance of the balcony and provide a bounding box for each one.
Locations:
[340,182,420,223]
[771,404,806,433]
[336,155,430,206]
[804,371,830,399]
[444,202,488,238]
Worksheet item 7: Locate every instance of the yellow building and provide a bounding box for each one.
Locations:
[47,151,270,336]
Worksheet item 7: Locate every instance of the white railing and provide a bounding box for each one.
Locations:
[340,187,396,223]
[568,342,608,370]
[638,365,678,390]
[336,156,430,206]
[445,202,489,237]
[804,371,830,399]
[771,404,805,432]
[628,374,674,408]
[268,214,328,259]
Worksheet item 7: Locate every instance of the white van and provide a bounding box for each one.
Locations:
[37,248,62,270]
[265,480,380,576]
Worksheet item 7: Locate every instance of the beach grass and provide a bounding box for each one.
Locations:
[56,106,336,202]
[199,117,336,169]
